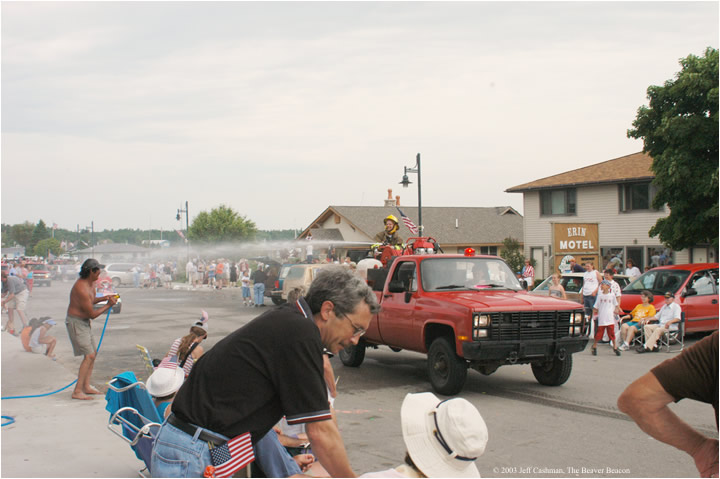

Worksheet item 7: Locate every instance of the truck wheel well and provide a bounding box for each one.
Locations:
[424,323,456,351]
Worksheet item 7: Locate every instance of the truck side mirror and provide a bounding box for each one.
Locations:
[388,280,406,293]
[682,288,697,297]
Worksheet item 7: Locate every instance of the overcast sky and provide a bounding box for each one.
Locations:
[2,1,717,233]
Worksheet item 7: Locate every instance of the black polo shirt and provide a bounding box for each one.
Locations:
[171,298,331,441]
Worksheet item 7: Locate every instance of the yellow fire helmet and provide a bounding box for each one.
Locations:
[384,215,399,234]
[384,215,399,225]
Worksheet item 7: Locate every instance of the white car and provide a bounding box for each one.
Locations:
[104,263,144,287]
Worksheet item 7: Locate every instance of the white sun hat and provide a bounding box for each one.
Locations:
[146,366,185,398]
[401,392,488,478]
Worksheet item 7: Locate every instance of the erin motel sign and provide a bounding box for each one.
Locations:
[553,223,600,273]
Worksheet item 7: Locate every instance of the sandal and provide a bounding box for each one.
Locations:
[591,347,597,356]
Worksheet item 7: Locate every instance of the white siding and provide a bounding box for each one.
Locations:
[522,184,689,277]
[317,215,374,242]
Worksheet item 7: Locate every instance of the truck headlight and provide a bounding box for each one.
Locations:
[570,312,583,324]
[474,329,488,339]
[473,314,490,327]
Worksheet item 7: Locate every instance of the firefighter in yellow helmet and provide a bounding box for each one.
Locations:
[374,215,404,246]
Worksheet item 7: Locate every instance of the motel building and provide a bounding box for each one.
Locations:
[506,152,718,280]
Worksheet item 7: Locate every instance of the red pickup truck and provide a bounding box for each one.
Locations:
[341,249,589,395]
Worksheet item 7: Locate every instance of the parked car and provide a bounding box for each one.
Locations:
[281,264,333,301]
[104,263,144,287]
[530,273,630,303]
[26,262,52,287]
[269,263,294,305]
[620,263,718,333]
[57,264,80,281]
[94,276,122,314]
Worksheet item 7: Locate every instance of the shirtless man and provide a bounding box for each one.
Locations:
[66,258,117,400]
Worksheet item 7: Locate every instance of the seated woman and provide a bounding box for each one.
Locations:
[548,274,567,299]
[617,290,656,351]
[145,366,185,419]
[164,311,208,377]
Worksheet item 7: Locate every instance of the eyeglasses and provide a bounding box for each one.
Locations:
[337,311,366,338]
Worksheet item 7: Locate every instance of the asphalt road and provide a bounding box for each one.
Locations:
[12,280,716,478]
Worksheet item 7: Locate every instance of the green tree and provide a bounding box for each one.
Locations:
[627,47,719,249]
[188,205,257,243]
[500,237,525,274]
[29,219,51,252]
[33,238,62,258]
[10,222,35,249]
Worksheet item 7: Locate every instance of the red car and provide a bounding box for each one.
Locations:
[620,263,718,333]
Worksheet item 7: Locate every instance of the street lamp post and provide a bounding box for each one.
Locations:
[399,153,423,235]
[176,201,190,263]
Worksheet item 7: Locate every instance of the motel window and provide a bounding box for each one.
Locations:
[540,189,576,216]
[619,182,659,212]
[480,246,498,256]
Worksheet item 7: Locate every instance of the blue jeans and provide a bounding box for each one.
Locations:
[150,421,225,478]
[255,429,301,477]
[582,295,595,317]
[254,283,265,306]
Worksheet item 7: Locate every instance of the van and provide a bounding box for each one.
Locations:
[620,263,718,333]
[281,264,333,301]
[104,263,144,287]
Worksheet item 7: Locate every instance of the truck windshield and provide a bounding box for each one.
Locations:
[420,257,523,292]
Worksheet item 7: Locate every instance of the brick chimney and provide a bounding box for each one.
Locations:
[396,195,401,206]
[384,188,396,207]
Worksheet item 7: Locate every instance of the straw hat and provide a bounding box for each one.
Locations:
[146,367,185,398]
[401,392,488,478]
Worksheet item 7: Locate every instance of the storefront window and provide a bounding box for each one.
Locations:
[647,246,675,268]
[601,247,624,272]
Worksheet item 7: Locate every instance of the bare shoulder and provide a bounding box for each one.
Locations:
[71,278,92,299]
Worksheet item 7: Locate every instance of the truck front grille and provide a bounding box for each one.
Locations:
[489,311,571,340]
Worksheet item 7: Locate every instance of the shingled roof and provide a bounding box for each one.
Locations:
[303,206,523,245]
[505,152,654,192]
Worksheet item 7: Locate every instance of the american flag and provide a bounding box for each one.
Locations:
[210,432,254,477]
[157,356,179,369]
[396,207,418,235]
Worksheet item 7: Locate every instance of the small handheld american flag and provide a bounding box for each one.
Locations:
[209,432,254,478]
[396,207,419,235]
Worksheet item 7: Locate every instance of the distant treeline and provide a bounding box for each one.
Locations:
[1,221,298,252]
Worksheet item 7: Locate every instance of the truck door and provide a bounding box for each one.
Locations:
[378,261,421,349]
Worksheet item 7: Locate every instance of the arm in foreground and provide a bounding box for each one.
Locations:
[617,372,719,477]
[306,419,355,478]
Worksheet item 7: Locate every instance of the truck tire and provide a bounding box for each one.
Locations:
[531,355,573,386]
[427,337,467,395]
[340,342,366,367]
[271,297,285,305]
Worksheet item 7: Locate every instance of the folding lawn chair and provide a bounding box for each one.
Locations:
[105,371,163,477]
[136,345,156,379]
[658,312,686,353]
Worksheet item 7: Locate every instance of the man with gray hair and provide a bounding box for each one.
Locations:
[151,266,380,478]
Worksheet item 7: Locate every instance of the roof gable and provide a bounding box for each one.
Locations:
[506,152,654,192]
[303,206,523,245]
